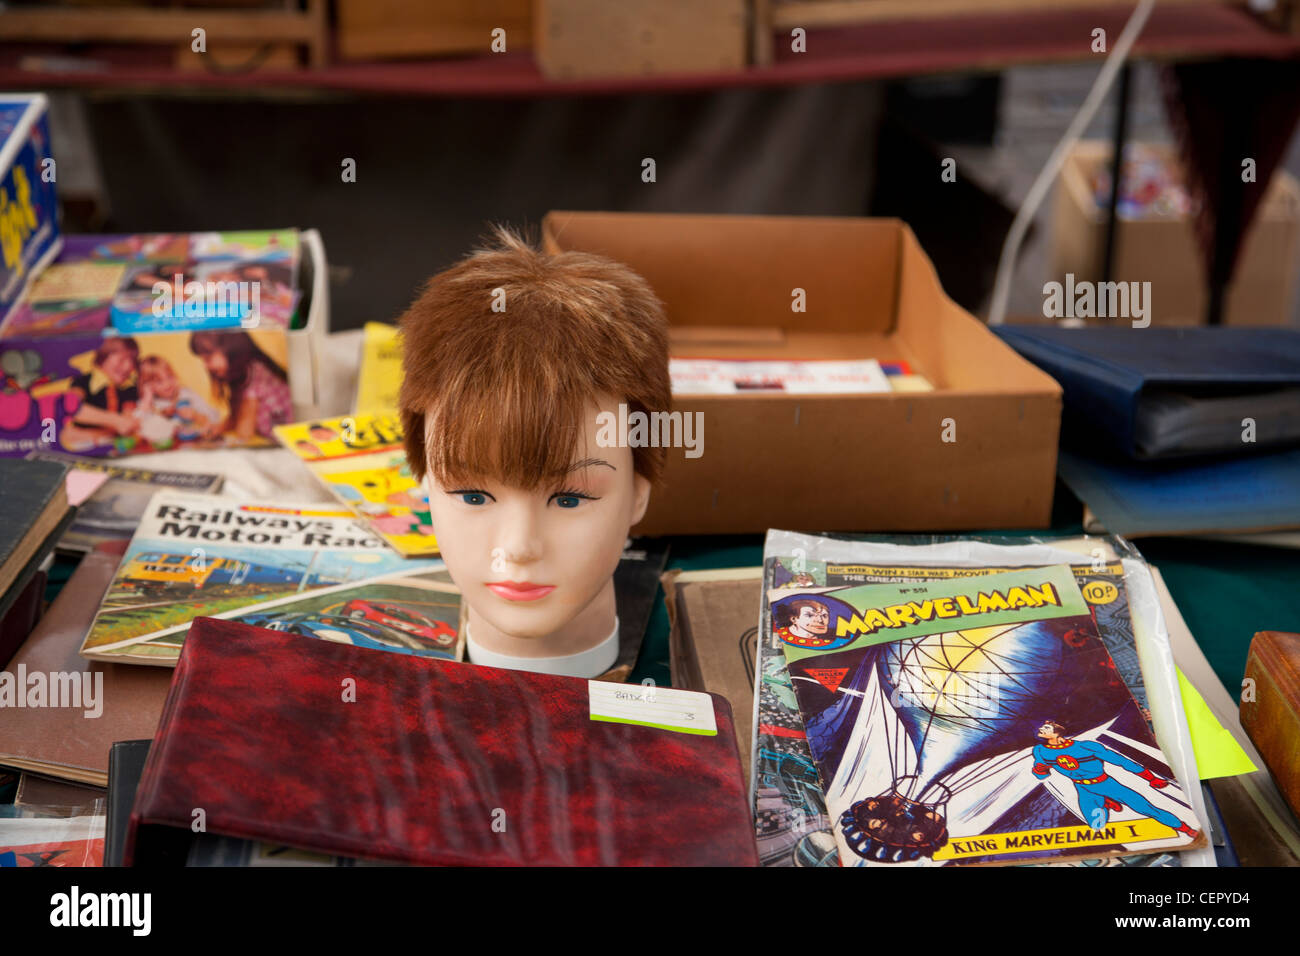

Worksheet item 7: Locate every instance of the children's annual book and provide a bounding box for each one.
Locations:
[769,561,1205,866]
[273,412,438,558]
[79,491,438,666]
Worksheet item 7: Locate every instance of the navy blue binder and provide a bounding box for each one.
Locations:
[994,327,1300,460]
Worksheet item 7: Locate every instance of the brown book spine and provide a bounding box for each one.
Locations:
[1241,630,1300,820]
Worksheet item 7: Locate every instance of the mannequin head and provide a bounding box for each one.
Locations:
[398,227,669,674]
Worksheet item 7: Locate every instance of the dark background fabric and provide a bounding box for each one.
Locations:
[82,84,882,330]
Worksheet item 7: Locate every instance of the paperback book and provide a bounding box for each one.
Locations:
[669,358,890,395]
[110,258,298,334]
[24,450,223,552]
[79,491,437,666]
[272,412,438,557]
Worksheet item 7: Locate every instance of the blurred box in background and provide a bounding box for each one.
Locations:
[336,0,532,60]
[1051,141,1300,327]
[535,0,747,80]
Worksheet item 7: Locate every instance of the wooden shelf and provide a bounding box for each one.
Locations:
[0,2,1294,97]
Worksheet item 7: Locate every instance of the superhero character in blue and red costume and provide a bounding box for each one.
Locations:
[1031,719,1199,839]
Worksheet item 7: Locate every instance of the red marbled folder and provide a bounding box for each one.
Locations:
[125,616,758,866]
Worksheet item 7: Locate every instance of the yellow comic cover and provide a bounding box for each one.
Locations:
[273,412,437,557]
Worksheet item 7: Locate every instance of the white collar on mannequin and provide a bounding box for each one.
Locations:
[464,617,620,679]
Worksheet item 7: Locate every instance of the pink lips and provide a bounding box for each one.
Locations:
[487,581,556,602]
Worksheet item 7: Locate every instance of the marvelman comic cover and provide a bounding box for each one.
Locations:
[753,546,1175,868]
[771,564,1205,867]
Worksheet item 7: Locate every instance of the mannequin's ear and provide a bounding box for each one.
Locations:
[630,473,652,527]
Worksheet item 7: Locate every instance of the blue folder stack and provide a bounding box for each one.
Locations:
[994,326,1300,536]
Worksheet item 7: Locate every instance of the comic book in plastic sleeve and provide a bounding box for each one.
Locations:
[772,562,1206,867]
[272,412,438,558]
[752,532,1201,868]
[0,803,106,867]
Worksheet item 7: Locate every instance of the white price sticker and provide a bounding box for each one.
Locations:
[587,680,717,736]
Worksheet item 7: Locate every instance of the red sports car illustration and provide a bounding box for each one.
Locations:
[341,599,456,648]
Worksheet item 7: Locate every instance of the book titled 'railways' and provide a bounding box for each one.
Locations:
[79,491,437,666]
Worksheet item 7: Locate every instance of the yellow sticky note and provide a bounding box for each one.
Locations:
[1177,667,1257,780]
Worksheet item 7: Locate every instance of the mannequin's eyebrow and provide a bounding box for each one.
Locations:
[565,458,615,472]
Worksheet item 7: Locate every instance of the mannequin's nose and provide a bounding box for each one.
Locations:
[494,503,543,566]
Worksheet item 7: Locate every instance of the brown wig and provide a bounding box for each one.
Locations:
[189,330,286,410]
[398,225,670,489]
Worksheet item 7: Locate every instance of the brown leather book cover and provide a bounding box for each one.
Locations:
[0,542,173,787]
[1241,630,1300,820]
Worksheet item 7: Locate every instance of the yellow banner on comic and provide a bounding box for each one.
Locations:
[933,818,1176,860]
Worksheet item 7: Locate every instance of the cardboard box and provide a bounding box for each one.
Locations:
[535,0,747,80]
[336,0,532,61]
[542,211,1062,536]
[0,93,61,330]
[1051,141,1300,326]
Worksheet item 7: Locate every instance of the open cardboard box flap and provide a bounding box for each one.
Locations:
[542,211,1061,535]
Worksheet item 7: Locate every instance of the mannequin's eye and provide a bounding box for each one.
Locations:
[550,491,594,509]
[452,490,491,506]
